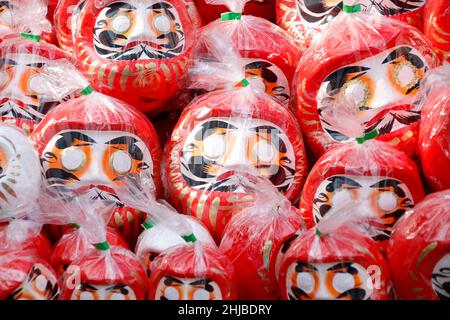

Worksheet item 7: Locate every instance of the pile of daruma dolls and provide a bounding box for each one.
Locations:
[0,0,448,300]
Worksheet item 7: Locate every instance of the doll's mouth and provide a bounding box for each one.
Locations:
[124,41,162,50]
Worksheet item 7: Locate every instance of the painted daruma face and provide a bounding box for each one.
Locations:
[155,276,222,300]
[181,118,296,193]
[93,0,185,60]
[286,261,373,300]
[0,54,62,125]
[317,46,427,141]
[313,175,414,240]
[70,283,136,300]
[8,264,61,300]
[244,59,290,107]
[297,0,426,27]
[41,129,153,205]
[432,253,450,300]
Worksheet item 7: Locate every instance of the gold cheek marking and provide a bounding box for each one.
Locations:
[108,65,118,88]
[195,192,209,220]
[209,197,221,231]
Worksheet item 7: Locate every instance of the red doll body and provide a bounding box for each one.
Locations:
[424,0,450,63]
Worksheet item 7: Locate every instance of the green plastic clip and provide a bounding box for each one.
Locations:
[221,12,242,21]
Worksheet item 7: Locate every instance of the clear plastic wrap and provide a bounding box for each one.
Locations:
[196,0,275,24]
[424,0,450,63]
[418,65,450,191]
[54,192,148,300]
[72,0,199,116]
[166,40,307,240]
[116,172,216,278]
[278,201,392,300]
[192,0,301,109]
[276,0,426,49]
[299,97,425,252]
[387,190,450,300]
[29,63,163,246]
[219,173,303,299]
[149,241,237,300]
[294,8,439,160]
[0,124,41,222]
[0,1,85,134]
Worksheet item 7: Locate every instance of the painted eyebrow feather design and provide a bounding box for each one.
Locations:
[55,132,96,149]
[164,276,183,285]
[382,46,425,68]
[148,2,176,20]
[0,58,17,66]
[327,262,357,274]
[80,282,98,291]
[26,62,47,68]
[325,176,362,192]
[194,120,237,140]
[324,66,371,93]
[295,262,318,272]
[105,2,136,17]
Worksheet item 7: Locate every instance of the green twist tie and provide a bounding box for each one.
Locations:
[356,129,379,144]
[80,86,94,96]
[67,223,80,229]
[182,233,197,243]
[94,241,110,251]
[240,78,250,87]
[343,4,362,13]
[221,12,242,21]
[20,33,40,42]
[142,221,154,230]
[315,228,324,237]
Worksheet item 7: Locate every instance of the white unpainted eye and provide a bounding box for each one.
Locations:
[110,150,132,174]
[111,15,131,33]
[377,191,398,212]
[35,275,47,292]
[0,9,12,24]
[61,148,86,171]
[253,141,275,163]
[28,75,51,95]
[394,62,417,89]
[343,79,370,107]
[110,293,126,300]
[297,272,315,294]
[332,189,353,207]
[164,286,179,300]
[79,291,94,300]
[193,288,210,300]
[333,272,355,293]
[153,14,171,33]
[203,134,226,160]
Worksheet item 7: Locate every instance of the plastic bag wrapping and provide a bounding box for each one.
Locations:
[219,173,303,300]
[191,2,301,109]
[53,191,148,300]
[0,27,85,134]
[294,8,439,160]
[0,250,61,300]
[0,125,42,222]
[418,65,450,191]
[148,241,238,300]
[71,0,198,116]
[387,190,450,300]
[278,200,392,300]
[299,93,425,252]
[276,0,426,49]
[165,45,308,240]
[424,0,450,63]
[115,172,215,277]
[29,77,163,247]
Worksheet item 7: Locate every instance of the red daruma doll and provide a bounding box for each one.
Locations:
[388,190,450,300]
[418,65,450,191]
[424,0,450,63]
[166,45,308,240]
[294,5,439,160]
[0,0,83,135]
[278,202,392,300]
[72,0,198,116]
[277,0,427,49]
[220,173,303,300]
[60,194,148,300]
[192,0,301,109]
[29,62,163,246]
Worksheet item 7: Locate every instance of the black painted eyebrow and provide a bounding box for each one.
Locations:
[164,276,183,285]
[80,282,97,291]
[195,120,237,140]
[148,2,175,19]
[327,262,354,271]
[326,176,362,192]
[105,2,136,17]
[370,179,401,189]
[295,262,318,272]
[324,66,371,93]
[0,58,17,66]
[382,46,425,68]
[251,125,288,153]
[105,136,138,145]
[55,131,96,149]
[26,62,46,68]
